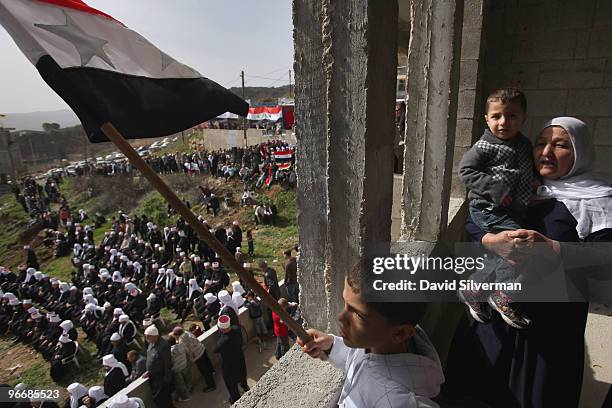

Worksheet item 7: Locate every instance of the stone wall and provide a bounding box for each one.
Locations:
[484,0,612,178]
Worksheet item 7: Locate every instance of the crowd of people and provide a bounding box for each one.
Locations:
[0,139,302,407]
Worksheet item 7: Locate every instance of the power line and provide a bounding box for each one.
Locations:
[250,65,291,78]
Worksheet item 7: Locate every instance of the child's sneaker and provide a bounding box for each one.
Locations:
[458,290,490,324]
[487,291,531,329]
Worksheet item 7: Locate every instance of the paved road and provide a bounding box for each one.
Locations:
[182,338,282,408]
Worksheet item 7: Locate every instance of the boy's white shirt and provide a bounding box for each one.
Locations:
[328,325,444,408]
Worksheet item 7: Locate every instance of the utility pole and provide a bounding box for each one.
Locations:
[289,69,292,98]
[241,70,248,147]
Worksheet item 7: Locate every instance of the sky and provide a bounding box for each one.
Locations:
[0,0,294,114]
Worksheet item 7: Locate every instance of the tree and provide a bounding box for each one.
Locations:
[42,122,60,132]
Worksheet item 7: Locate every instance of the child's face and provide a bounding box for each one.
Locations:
[338,278,411,354]
[484,100,526,140]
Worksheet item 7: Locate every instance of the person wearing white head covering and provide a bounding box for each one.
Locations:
[232,281,245,295]
[143,324,174,408]
[24,267,36,283]
[164,269,177,290]
[60,320,77,340]
[188,278,202,301]
[102,354,129,397]
[50,332,76,381]
[107,394,142,408]
[213,314,248,403]
[535,117,612,238]
[155,268,166,286]
[450,116,612,408]
[87,386,109,406]
[67,382,88,408]
[118,315,136,343]
[232,291,245,309]
[217,290,239,329]
[112,270,123,283]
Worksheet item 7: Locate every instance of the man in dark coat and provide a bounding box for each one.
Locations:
[214,315,248,403]
[24,246,39,270]
[259,261,281,300]
[102,354,128,398]
[144,325,175,408]
[49,334,76,381]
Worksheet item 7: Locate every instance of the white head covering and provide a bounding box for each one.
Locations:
[204,293,218,304]
[102,354,129,377]
[165,269,176,289]
[536,117,612,238]
[24,267,35,283]
[232,291,245,308]
[110,332,121,341]
[67,382,88,408]
[232,281,245,295]
[144,325,159,336]
[188,278,201,299]
[119,314,129,323]
[217,290,238,313]
[112,270,123,283]
[60,320,74,331]
[88,386,108,401]
[107,395,139,408]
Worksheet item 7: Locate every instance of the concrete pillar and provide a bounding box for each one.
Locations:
[452,0,489,198]
[293,0,329,331]
[401,0,464,242]
[294,0,398,333]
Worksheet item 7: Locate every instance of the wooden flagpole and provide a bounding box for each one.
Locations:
[100,122,313,344]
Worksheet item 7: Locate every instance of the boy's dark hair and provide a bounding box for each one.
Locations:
[346,258,427,327]
[486,87,527,113]
[283,249,292,257]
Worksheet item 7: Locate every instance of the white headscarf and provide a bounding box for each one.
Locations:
[165,269,176,289]
[24,267,35,283]
[67,382,88,408]
[88,386,108,401]
[536,117,612,238]
[102,354,129,377]
[112,271,123,283]
[217,290,238,314]
[188,278,201,299]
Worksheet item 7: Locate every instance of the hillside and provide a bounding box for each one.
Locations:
[0,171,297,391]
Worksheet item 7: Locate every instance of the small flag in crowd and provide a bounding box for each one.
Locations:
[0,0,249,142]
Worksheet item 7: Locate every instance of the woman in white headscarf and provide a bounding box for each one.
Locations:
[447,117,612,408]
[67,382,88,408]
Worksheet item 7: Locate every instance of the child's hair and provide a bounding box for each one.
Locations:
[283,249,292,257]
[346,258,427,327]
[485,87,527,113]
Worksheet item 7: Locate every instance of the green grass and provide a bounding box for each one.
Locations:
[0,194,32,268]
[43,256,74,282]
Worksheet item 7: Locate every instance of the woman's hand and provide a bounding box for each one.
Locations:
[482,229,560,265]
[297,328,334,359]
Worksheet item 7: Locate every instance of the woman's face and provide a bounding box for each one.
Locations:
[533,126,575,180]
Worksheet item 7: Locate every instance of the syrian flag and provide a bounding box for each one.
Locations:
[247,106,283,122]
[273,148,292,170]
[0,0,248,142]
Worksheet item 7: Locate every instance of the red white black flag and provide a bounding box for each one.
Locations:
[0,0,248,142]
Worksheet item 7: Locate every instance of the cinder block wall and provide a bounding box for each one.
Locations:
[484,0,612,179]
